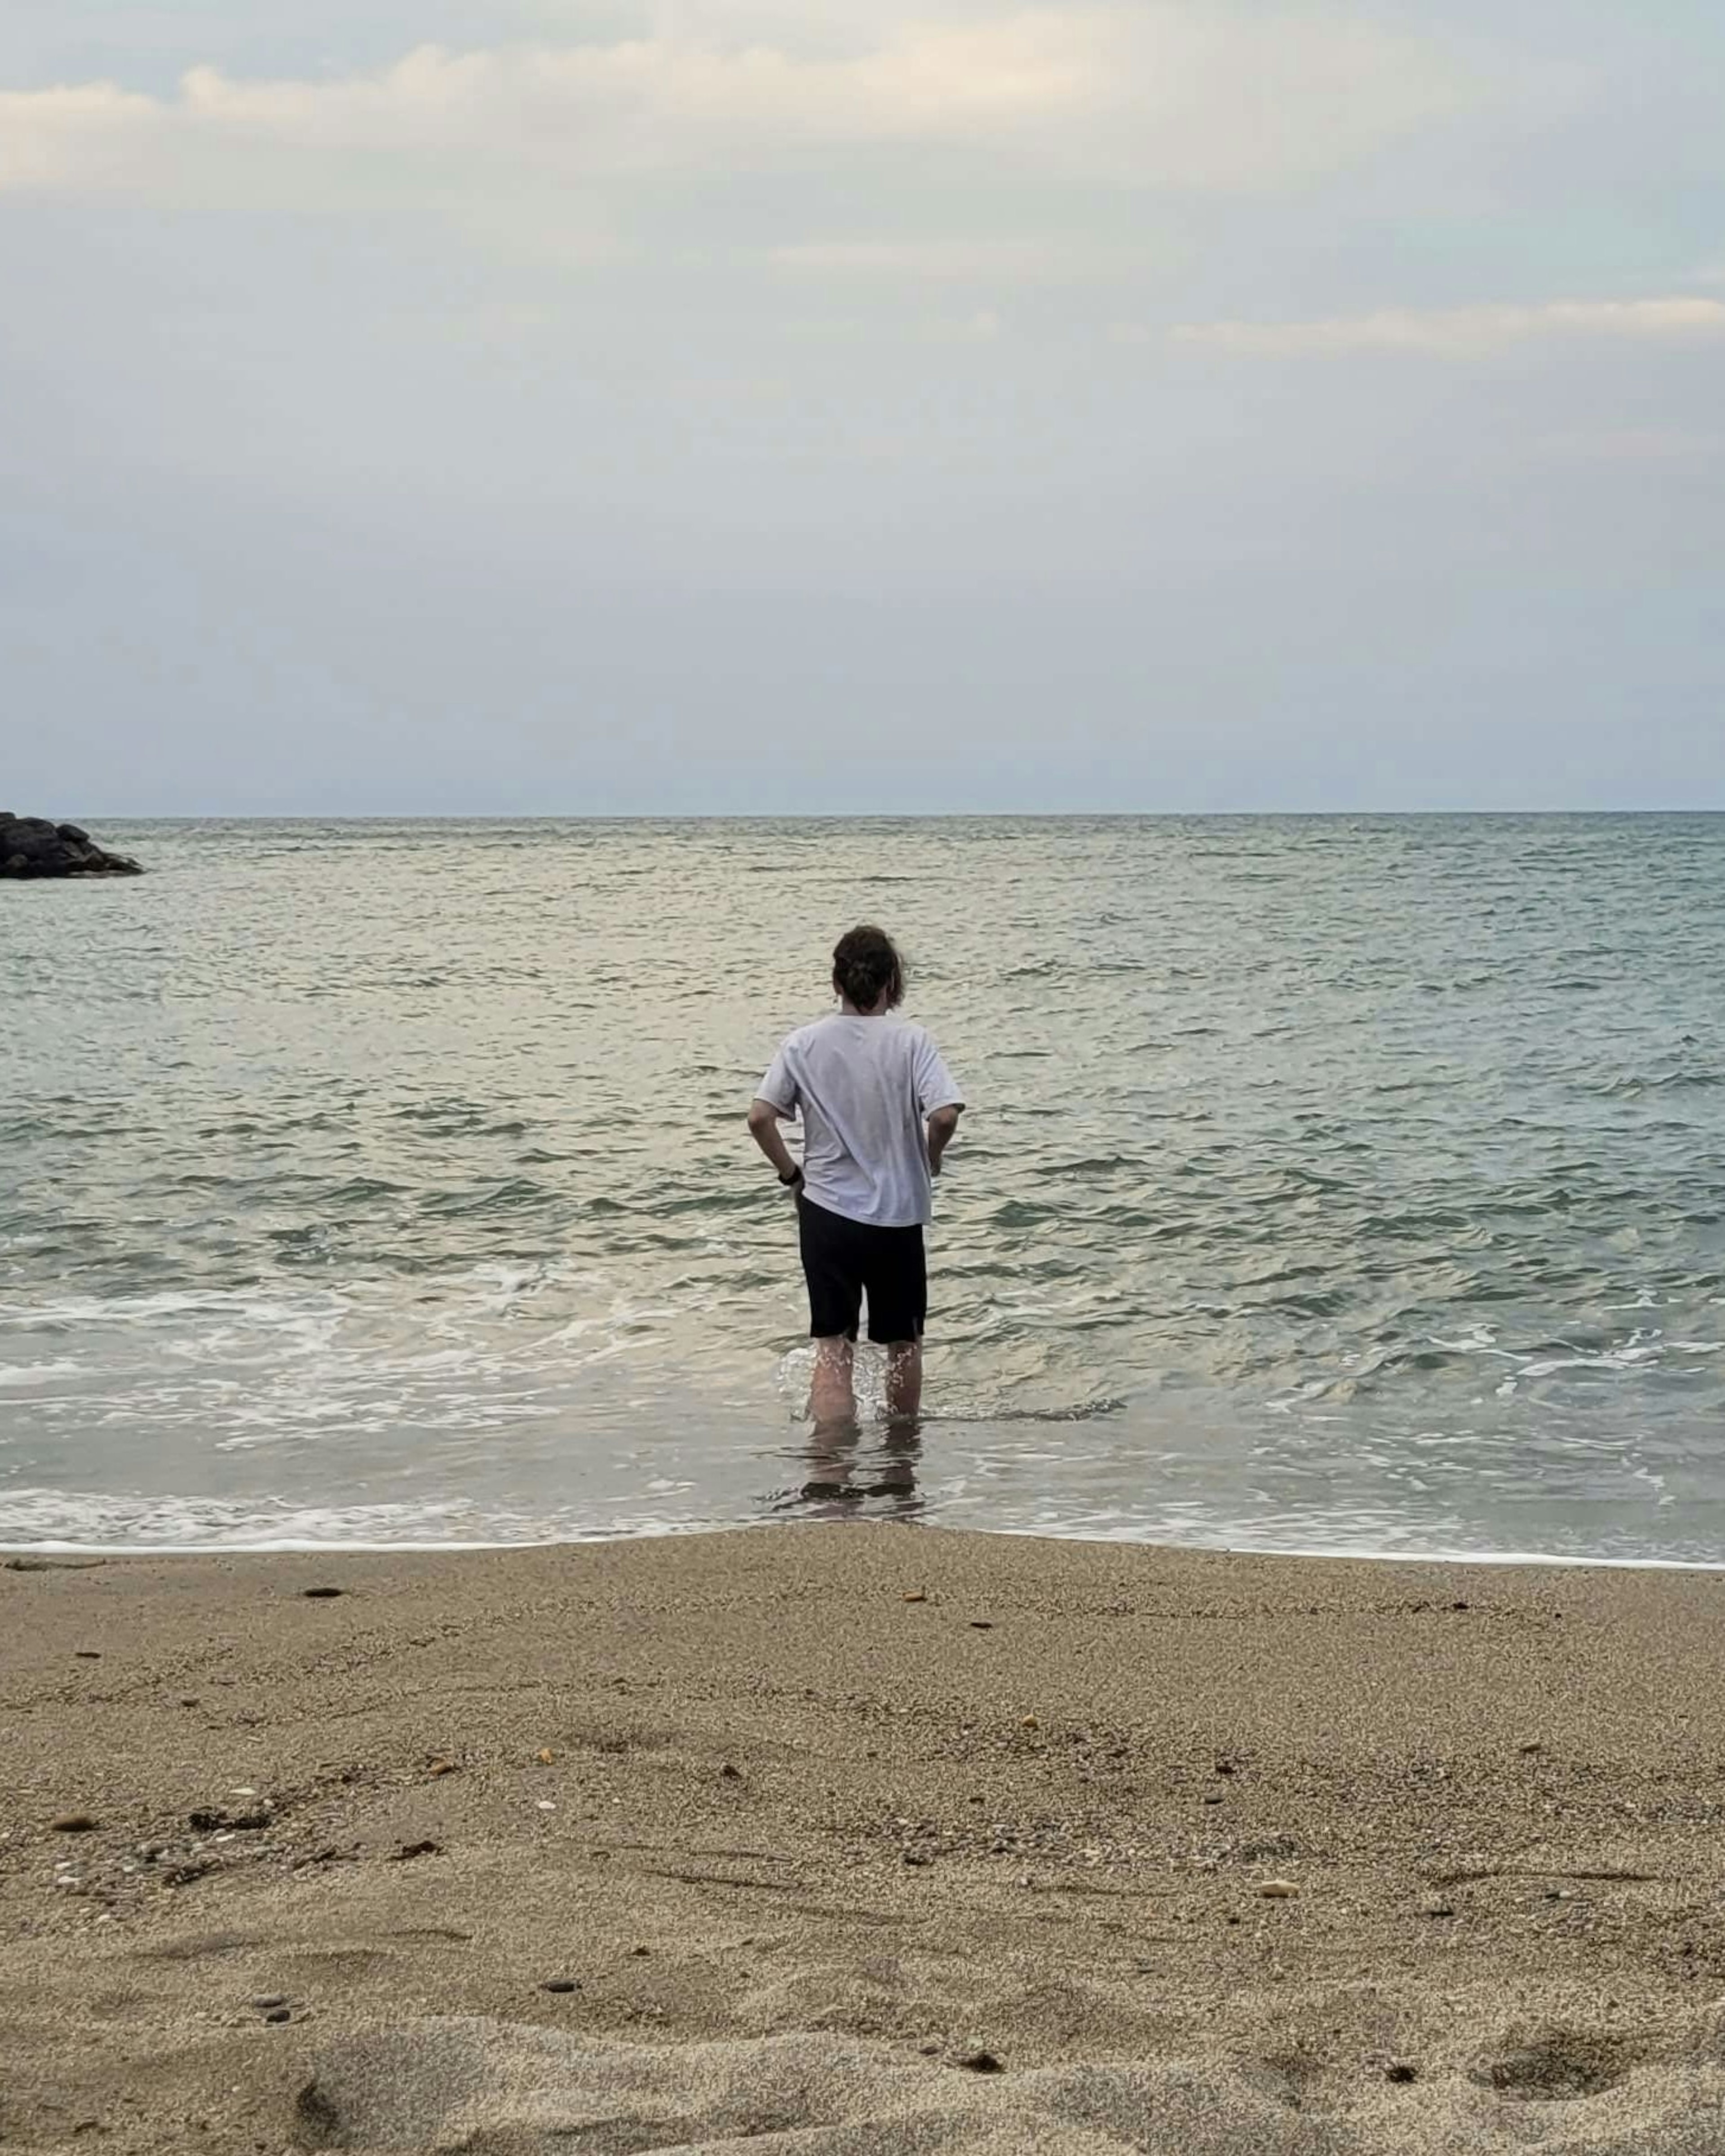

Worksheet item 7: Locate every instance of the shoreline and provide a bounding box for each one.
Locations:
[8,1522,1725,2152]
[7,1518,1725,1572]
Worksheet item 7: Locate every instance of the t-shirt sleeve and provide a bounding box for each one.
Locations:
[756,1042,799,1116]
[913,1031,965,1117]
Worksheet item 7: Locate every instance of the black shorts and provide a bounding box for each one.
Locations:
[797,1195,927,1345]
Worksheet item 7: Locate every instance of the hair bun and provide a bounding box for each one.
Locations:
[832,924,905,1010]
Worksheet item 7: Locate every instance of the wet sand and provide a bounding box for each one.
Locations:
[5,1523,1725,2152]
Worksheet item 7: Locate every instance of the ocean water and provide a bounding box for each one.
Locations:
[4,814,1725,1563]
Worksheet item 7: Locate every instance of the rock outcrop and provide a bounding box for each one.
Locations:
[0,813,142,879]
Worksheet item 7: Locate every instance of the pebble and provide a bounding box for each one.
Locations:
[1259,1880,1300,1899]
[301,1586,345,1599]
[953,2047,1003,2074]
[50,1814,98,1834]
[720,1763,743,1781]
[264,2008,292,2025]
[541,1979,580,1994]
[1419,1901,1457,1919]
[251,1995,288,2010]
[536,1748,555,1765]
[903,1590,928,1603]
[427,1758,458,1778]
[1386,2062,1419,2085]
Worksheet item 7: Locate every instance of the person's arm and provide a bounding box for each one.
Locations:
[913,1029,965,1177]
[926,1102,963,1176]
[748,1097,802,1187]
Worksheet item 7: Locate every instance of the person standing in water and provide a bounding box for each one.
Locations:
[749,926,965,1424]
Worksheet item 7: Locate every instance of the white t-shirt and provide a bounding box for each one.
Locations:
[756,1015,965,1228]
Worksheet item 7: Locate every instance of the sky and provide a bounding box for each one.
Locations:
[3,0,1723,814]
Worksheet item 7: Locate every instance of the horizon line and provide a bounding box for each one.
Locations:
[67,805,1725,823]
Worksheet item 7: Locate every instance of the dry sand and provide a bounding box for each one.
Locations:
[5,1523,1725,2152]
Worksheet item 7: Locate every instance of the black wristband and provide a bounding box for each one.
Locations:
[779,1166,804,1188]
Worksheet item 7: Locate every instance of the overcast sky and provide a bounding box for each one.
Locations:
[4,0,1723,814]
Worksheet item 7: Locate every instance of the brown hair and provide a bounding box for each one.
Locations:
[832,925,905,1011]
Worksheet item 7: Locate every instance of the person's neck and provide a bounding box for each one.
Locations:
[840,997,889,1018]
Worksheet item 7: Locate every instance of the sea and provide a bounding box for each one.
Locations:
[4,814,1725,1563]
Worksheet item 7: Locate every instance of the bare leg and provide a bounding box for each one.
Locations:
[883,1341,923,1420]
[809,1336,857,1426]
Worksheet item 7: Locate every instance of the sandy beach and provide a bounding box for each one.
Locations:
[5,1523,1725,2152]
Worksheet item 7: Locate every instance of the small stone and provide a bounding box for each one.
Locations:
[541,1979,580,1994]
[251,1994,288,2010]
[302,1586,345,1599]
[903,1851,933,1867]
[392,1840,442,1861]
[1419,1900,1456,1919]
[50,1814,98,1833]
[1518,1741,1543,1755]
[1386,2061,1419,2085]
[1259,1879,1300,1899]
[426,1758,458,1778]
[73,1650,101,1660]
[720,1763,743,1781]
[903,1590,927,1603]
[1021,1716,1039,1730]
[630,1945,651,1957]
[969,1620,994,1631]
[953,2046,1003,2074]
[264,2008,291,2024]
[1203,1793,1225,1805]
[536,1748,555,1765]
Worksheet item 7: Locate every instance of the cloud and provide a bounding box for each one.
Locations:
[765,238,1159,280]
[0,8,1484,216]
[1167,297,1725,356]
